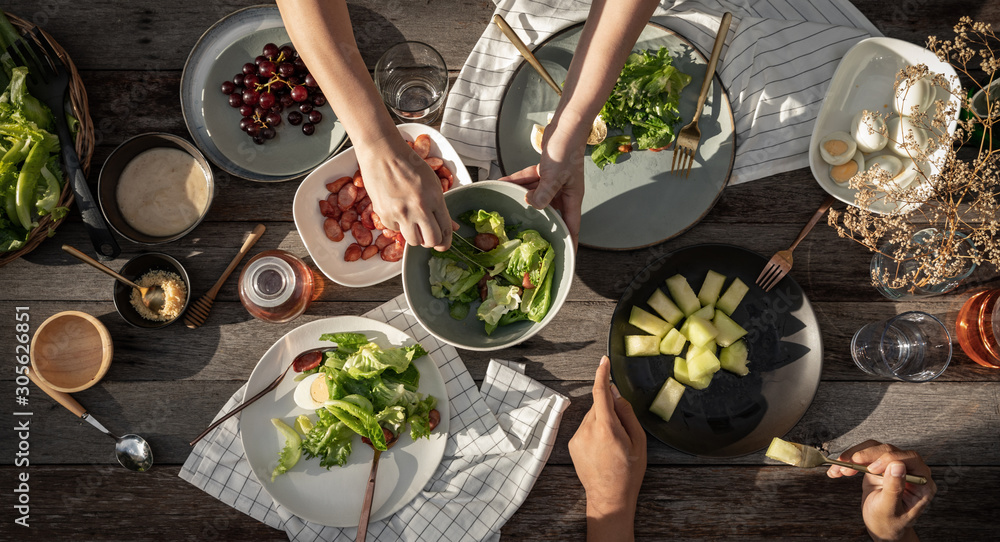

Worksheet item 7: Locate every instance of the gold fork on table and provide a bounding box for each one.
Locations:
[672,12,732,177]
[756,195,836,292]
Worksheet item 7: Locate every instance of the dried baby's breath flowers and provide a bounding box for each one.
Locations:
[828,18,1000,293]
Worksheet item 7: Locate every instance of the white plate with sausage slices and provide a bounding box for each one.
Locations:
[292,124,473,287]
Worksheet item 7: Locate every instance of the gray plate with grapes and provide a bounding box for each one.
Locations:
[181,5,347,182]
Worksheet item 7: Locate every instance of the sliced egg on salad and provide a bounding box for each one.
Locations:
[530,123,545,154]
[830,150,864,184]
[529,112,607,154]
[886,117,930,156]
[850,110,887,153]
[893,76,934,116]
[293,372,331,411]
[819,131,857,166]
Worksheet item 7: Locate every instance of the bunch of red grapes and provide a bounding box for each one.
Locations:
[220,42,326,145]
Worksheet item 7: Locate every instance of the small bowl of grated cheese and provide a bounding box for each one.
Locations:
[113,252,191,328]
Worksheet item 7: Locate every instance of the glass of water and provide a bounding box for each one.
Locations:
[374,42,448,124]
[851,311,952,382]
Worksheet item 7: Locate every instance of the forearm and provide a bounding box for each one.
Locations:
[586,500,636,542]
[275,0,397,145]
[552,0,659,139]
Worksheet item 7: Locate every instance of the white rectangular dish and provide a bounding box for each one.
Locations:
[809,37,961,215]
[293,124,472,287]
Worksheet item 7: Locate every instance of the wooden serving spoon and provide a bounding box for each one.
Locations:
[63,244,165,313]
[184,223,265,328]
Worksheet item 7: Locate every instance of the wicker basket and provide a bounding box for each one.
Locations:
[0,13,95,267]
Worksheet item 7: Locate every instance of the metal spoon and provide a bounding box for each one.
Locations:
[189,346,337,446]
[28,369,153,472]
[63,244,165,314]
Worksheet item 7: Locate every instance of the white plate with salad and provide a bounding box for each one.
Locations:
[496,22,736,250]
[240,316,449,527]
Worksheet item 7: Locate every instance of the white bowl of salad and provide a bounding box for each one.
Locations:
[401,181,575,351]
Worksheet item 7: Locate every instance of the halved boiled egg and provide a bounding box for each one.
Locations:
[830,150,865,184]
[850,110,887,153]
[887,117,930,156]
[866,155,904,188]
[819,131,857,166]
[891,158,921,190]
[293,372,331,411]
[529,124,545,154]
[893,76,934,116]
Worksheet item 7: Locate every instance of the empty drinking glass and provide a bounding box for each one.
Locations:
[374,42,448,123]
[851,311,952,382]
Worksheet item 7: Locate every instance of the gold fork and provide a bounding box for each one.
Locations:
[672,12,732,177]
[756,195,836,292]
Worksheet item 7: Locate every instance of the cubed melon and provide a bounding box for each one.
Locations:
[686,316,719,347]
[625,335,660,357]
[691,303,715,321]
[765,437,803,466]
[665,274,701,316]
[678,318,692,340]
[716,277,749,315]
[629,306,670,338]
[698,270,727,307]
[673,357,711,390]
[647,288,685,326]
[720,339,749,376]
[687,349,721,381]
[659,328,687,356]
[649,377,686,422]
[713,310,748,347]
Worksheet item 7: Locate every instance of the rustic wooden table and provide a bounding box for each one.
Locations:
[2,1,998,540]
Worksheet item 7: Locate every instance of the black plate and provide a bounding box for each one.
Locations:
[608,244,823,457]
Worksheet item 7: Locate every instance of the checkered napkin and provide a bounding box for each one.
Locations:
[179,295,570,541]
[440,0,881,184]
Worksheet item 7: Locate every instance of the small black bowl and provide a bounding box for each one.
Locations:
[99,133,214,244]
[113,252,191,329]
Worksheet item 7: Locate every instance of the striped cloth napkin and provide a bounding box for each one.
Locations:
[440,0,880,184]
[180,295,569,542]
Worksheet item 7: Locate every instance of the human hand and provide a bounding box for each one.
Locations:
[827,440,936,542]
[569,356,646,540]
[499,116,587,247]
[354,133,456,251]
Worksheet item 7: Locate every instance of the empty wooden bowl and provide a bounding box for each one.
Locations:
[30,311,113,392]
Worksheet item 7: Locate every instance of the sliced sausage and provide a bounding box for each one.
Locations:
[361,208,375,230]
[428,409,441,430]
[319,199,339,218]
[374,233,393,249]
[344,243,363,261]
[474,232,499,251]
[371,211,385,231]
[413,134,431,159]
[355,187,367,203]
[323,218,344,242]
[352,169,364,187]
[340,209,358,231]
[424,156,444,171]
[351,222,373,246]
[380,242,404,262]
[326,176,352,193]
[361,244,379,260]
[355,196,371,214]
[337,183,358,211]
[522,271,536,290]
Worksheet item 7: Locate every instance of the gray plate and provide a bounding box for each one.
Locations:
[608,244,823,457]
[497,23,735,250]
[180,6,347,182]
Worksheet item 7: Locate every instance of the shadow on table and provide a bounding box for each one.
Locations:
[348,3,407,67]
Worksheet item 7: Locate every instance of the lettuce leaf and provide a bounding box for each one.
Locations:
[477,281,522,331]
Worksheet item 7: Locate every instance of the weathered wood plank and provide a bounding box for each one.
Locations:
[1,0,493,71]
[8,214,997,305]
[1,299,995,383]
[4,378,997,466]
[1,464,995,540]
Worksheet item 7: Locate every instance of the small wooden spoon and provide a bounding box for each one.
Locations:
[63,245,165,313]
[184,224,265,329]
